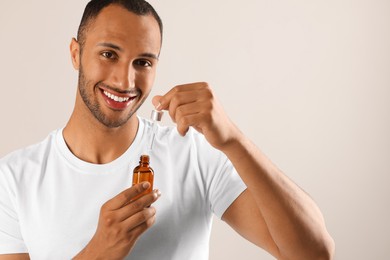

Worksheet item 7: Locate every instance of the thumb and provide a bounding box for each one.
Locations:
[152,95,163,110]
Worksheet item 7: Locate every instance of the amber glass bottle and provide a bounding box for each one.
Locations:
[132,155,154,201]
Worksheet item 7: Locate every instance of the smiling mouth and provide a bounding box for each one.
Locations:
[103,90,132,102]
[99,87,138,110]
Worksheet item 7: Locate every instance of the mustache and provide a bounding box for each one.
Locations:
[96,82,141,96]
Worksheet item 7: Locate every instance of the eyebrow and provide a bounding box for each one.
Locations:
[97,42,122,51]
[97,42,159,60]
[139,52,159,61]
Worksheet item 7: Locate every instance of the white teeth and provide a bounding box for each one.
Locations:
[103,90,131,102]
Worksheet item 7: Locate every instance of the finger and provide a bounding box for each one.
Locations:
[123,210,157,241]
[169,92,202,123]
[174,104,200,136]
[176,113,206,136]
[152,95,163,109]
[174,99,210,120]
[175,98,213,133]
[156,87,208,124]
[117,189,161,221]
[105,182,151,210]
[121,206,156,231]
[152,87,178,112]
[153,83,205,111]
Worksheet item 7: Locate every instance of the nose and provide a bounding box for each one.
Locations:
[111,62,135,90]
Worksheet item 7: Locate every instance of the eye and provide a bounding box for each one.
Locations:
[134,59,152,67]
[101,51,116,59]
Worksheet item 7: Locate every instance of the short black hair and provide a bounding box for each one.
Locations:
[77,0,163,47]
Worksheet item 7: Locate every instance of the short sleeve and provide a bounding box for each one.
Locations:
[208,157,247,219]
[0,167,28,253]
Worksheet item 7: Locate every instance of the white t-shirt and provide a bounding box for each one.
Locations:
[0,117,246,260]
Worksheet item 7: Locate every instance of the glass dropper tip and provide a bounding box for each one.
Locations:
[148,110,164,152]
[151,109,164,122]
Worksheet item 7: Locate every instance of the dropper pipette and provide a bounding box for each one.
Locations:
[148,109,163,152]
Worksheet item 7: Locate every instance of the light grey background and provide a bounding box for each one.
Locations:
[1,1,389,259]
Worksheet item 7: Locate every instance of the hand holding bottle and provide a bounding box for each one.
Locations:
[73,182,161,260]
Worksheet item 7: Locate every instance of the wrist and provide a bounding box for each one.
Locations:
[219,128,248,158]
[72,237,106,260]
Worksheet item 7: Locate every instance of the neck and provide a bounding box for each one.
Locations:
[63,105,139,165]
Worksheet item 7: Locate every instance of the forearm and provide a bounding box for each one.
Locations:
[153,82,334,257]
[0,254,30,260]
[221,132,334,259]
[72,241,106,260]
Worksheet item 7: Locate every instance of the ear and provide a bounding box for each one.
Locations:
[70,38,80,70]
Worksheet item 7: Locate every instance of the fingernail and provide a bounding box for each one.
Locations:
[156,189,162,197]
[142,182,150,189]
[155,102,162,111]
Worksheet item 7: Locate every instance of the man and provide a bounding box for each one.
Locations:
[0,0,334,259]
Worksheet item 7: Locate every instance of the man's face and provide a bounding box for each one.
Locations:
[73,4,161,128]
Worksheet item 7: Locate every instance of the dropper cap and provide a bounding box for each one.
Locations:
[140,154,150,164]
[151,110,163,121]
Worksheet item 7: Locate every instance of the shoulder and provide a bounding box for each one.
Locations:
[0,130,59,176]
